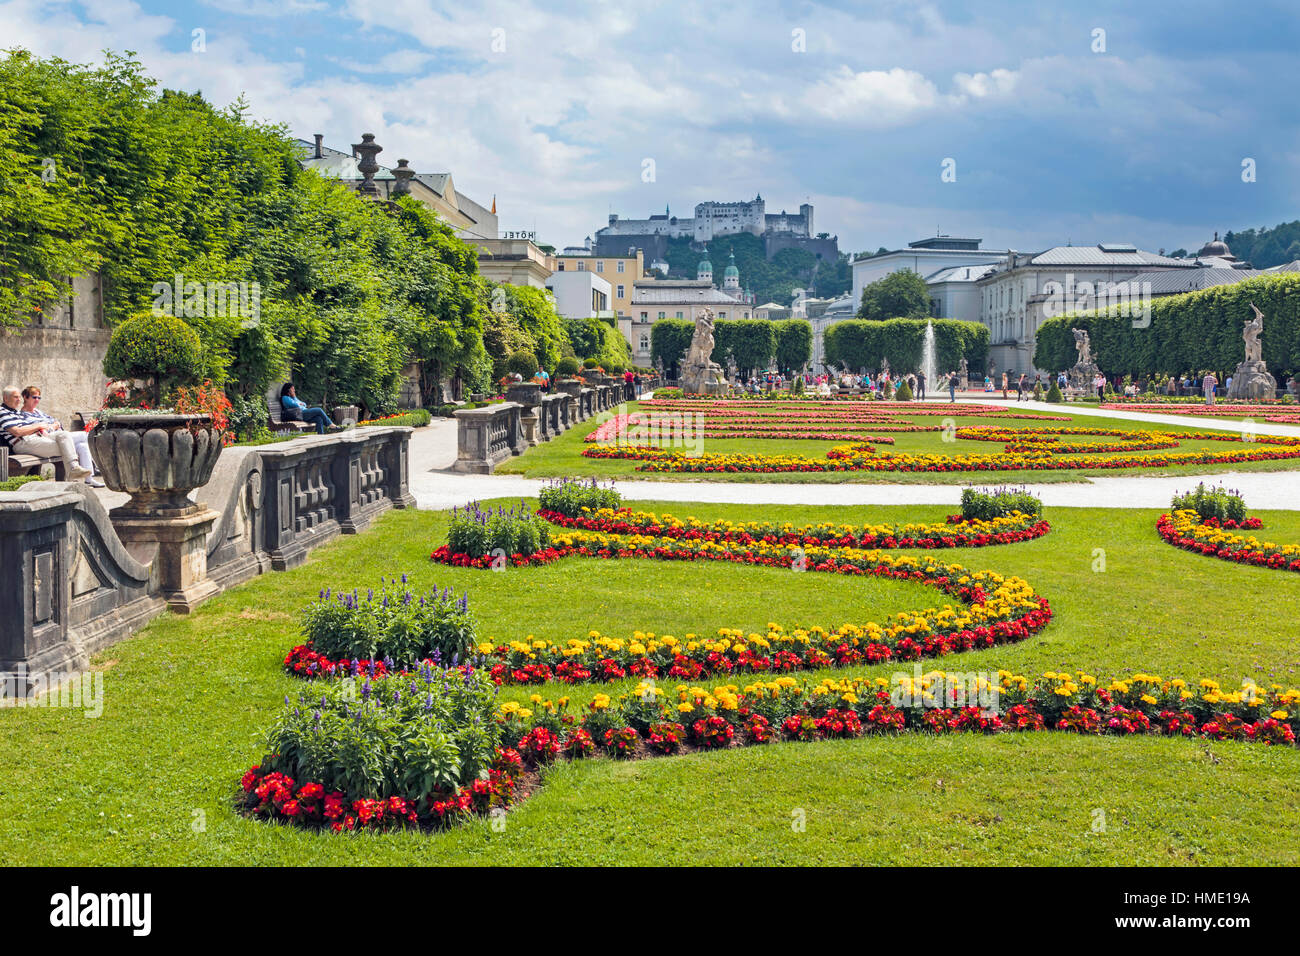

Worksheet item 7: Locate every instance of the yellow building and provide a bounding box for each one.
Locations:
[553,246,650,318]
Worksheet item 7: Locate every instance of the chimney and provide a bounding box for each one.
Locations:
[313,133,323,159]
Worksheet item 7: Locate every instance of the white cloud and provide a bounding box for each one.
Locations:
[200,0,329,15]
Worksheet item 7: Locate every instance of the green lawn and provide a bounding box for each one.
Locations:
[494,401,1300,484]
[3,499,1299,865]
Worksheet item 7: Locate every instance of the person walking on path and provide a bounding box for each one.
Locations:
[948,371,959,402]
[1001,372,1009,400]
[1015,374,1026,402]
[916,370,926,400]
[1202,370,1218,406]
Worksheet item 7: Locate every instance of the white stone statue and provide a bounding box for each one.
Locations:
[1244,304,1264,364]
[680,308,727,395]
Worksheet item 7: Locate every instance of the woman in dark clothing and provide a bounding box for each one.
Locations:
[280,383,332,434]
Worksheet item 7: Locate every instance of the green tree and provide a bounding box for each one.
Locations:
[857,269,930,320]
[772,319,812,373]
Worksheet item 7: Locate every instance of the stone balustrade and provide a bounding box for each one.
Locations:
[0,426,415,686]
[452,403,524,473]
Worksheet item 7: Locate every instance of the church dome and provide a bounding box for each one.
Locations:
[724,251,739,277]
[697,257,713,279]
[1197,232,1231,258]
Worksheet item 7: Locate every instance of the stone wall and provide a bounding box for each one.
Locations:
[0,272,109,424]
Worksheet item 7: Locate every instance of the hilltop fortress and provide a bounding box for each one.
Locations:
[593,196,838,263]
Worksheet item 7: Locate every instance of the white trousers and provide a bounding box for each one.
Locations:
[12,431,89,471]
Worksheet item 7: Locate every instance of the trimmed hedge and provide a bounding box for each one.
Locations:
[1034,273,1300,378]
[103,312,204,403]
[650,318,813,377]
[824,318,988,373]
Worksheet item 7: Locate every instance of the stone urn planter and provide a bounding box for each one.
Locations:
[90,412,224,517]
[504,382,543,409]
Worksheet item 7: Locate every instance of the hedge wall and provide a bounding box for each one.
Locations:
[823,318,989,375]
[650,318,813,378]
[1033,273,1300,378]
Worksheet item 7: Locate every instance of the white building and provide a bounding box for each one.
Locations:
[924,263,996,321]
[851,236,1007,308]
[976,243,1200,374]
[545,271,611,319]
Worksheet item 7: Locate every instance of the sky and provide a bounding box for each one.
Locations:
[4,0,1299,257]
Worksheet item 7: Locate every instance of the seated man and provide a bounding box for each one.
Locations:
[279,384,332,434]
[19,386,103,486]
[0,386,93,481]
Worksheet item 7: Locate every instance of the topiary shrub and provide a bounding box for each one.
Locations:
[538,478,621,517]
[1046,381,1064,403]
[582,358,599,369]
[103,312,204,406]
[1171,483,1246,523]
[792,376,805,395]
[893,380,913,401]
[555,356,581,378]
[506,350,539,379]
[960,486,1043,520]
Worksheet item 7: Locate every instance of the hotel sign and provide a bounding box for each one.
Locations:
[502,229,536,241]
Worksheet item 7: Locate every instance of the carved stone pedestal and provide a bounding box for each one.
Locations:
[112,508,220,613]
[1227,360,1277,401]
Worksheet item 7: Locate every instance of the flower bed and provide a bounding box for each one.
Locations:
[426,526,1051,686]
[582,425,1300,474]
[1157,509,1300,573]
[537,506,1049,549]
[1102,401,1300,424]
[241,667,1300,833]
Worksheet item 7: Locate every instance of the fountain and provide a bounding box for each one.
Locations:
[922,320,937,391]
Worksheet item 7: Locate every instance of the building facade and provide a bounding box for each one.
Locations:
[545,271,612,319]
[975,244,1201,374]
[553,242,648,318]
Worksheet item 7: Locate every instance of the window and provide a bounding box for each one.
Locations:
[719,311,726,318]
[617,261,625,273]
[658,311,666,319]
[639,333,649,351]
[640,312,648,322]
[617,285,624,298]
[675,311,683,319]
[596,261,604,272]
[557,261,565,271]
[577,261,585,271]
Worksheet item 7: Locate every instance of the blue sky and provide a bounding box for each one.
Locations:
[6,0,1298,257]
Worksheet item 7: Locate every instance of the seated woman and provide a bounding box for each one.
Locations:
[18,386,102,486]
[279,384,333,434]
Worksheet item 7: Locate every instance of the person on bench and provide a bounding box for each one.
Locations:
[279,383,332,434]
[20,386,104,487]
[0,386,93,481]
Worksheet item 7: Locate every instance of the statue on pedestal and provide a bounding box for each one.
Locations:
[1227,303,1278,399]
[1067,327,1102,390]
[958,356,969,382]
[679,308,727,396]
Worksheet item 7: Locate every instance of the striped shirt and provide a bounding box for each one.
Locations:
[0,404,27,450]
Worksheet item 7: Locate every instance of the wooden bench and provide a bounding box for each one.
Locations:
[0,446,62,481]
[266,384,315,434]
